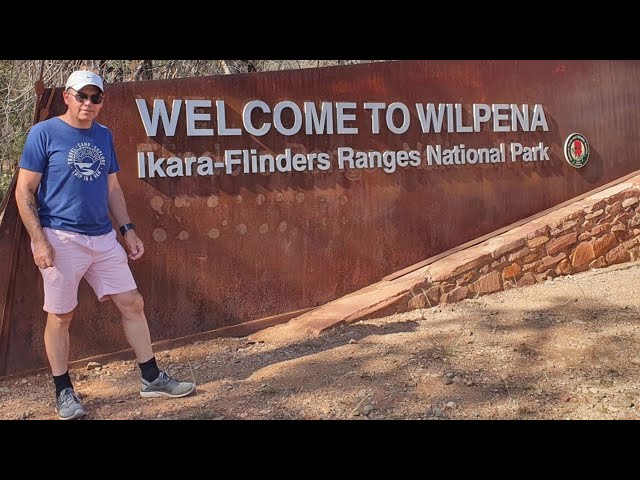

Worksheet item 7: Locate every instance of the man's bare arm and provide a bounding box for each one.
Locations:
[108,173,144,260]
[15,168,54,268]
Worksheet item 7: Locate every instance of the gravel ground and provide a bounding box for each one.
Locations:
[2,260,640,421]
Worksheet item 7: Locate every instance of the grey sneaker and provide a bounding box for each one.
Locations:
[140,371,196,398]
[56,387,86,420]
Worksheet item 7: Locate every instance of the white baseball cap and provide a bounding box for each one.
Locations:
[65,70,104,93]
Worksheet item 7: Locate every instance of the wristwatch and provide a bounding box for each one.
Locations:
[119,223,136,236]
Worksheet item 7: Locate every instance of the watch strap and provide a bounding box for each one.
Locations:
[119,223,136,235]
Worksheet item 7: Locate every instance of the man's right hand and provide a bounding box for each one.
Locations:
[33,239,55,269]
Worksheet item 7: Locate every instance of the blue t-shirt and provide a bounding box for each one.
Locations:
[19,117,120,235]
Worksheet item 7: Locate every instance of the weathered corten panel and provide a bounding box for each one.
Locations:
[2,60,640,376]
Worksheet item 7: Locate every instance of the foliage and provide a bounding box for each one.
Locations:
[0,171,12,205]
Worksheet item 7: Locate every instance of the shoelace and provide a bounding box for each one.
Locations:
[60,389,80,407]
[159,371,178,386]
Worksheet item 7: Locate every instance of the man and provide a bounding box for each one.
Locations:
[15,69,196,420]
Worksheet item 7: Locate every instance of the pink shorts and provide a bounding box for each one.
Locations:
[33,227,137,314]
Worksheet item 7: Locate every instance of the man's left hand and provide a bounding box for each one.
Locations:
[124,230,144,260]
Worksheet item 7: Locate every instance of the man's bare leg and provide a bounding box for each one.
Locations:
[44,311,74,376]
[110,289,153,362]
[111,288,196,398]
[45,310,86,419]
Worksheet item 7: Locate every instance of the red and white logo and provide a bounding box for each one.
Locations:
[564,133,590,168]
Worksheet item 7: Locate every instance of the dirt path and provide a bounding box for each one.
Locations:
[2,260,640,420]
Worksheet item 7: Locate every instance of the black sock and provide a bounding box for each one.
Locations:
[139,356,160,383]
[53,371,73,397]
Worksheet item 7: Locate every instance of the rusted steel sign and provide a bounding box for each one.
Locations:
[2,60,640,376]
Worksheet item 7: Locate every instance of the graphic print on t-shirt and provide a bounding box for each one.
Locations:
[67,142,106,181]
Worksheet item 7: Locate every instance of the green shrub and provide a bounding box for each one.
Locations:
[0,171,12,205]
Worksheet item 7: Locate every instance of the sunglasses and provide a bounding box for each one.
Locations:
[66,88,104,105]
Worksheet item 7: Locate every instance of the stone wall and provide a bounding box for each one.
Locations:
[407,175,640,310]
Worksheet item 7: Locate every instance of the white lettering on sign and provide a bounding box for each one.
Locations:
[134,99,553,178]
[135,100,549,137]
[136,142,550,178]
